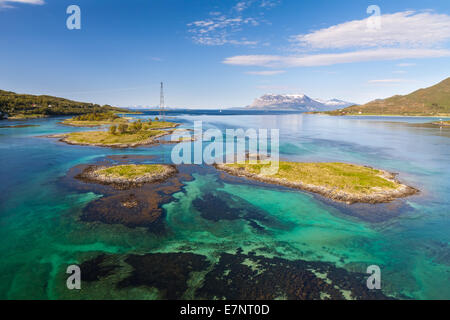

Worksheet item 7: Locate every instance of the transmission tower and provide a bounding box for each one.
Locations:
[159,82,165,120]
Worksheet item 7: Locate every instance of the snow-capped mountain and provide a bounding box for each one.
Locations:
[247,94,355,111]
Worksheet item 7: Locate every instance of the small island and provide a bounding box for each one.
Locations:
[61,112,128,127]
[431,120,450,126]
[49,118,180,148]
[215,161,419,204]
[76,164,177,189]
[7,114,48,120]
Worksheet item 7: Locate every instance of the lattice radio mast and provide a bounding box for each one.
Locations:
[159,82,165,120]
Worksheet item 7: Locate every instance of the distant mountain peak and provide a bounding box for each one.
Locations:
[247,93,354,111]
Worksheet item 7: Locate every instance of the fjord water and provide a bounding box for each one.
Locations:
[0,113,449,299]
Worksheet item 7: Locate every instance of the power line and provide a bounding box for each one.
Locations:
[160,82,165,120]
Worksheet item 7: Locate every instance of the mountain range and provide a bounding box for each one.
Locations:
[246,94,354,111]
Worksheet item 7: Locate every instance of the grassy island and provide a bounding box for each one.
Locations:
[61,112,127,127]
[76,164,177,188]
[97,164,167,179]
[142,120,179,129]
[61,129,166,147]
[215,161,419,204]
[49,118,179,148]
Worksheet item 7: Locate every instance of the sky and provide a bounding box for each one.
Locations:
[1,0,450,109]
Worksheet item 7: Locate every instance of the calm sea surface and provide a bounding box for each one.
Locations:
[0,112,449,299]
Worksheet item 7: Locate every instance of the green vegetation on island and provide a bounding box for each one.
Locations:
[97,164,167,179]
[61,112,128,127]
[0,89,129,119]
[215,161,419,204]
[323,77,450,116]
[7,113,48,120]
[76,164,177,188]
[63,128,165,147]
[141,118,180,129]
[49,118,179,148]
[61,112,179,129]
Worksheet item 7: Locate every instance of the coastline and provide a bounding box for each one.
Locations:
[431,121,450,126]
[308,112,450,118]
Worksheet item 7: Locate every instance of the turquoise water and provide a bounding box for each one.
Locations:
[0,114,449,299]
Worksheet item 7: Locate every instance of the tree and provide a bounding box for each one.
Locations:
[117,123,128,134]
[134,120,142,131]
[109,125,117,135]
[155,116,159,121]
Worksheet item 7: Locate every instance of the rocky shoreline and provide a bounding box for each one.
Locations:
[431,121,450,127]
[75,164,178,189]
[214,163,419,204]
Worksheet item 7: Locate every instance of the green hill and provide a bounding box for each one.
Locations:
[330,77,450,116]
[0,90,129,119]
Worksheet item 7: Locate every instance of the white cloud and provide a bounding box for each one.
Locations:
[245,70,285,75]
[0,0,44,9]
[0,0,44,5]
[234,0,279,12]
[188,15,260,46]
[234,1,251,13]
[291,11,450,49]
[4,0,43,3]
[223,48,450,68]
[260,0,279,9]
[223,10,450,70]
[187,0,278,46]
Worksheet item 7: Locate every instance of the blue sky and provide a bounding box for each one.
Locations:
[1,0,450,109]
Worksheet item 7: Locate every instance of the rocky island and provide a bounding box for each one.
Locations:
[431,120,450,126]
[76,164,177,189]
[48,118,180,148]
[215,161,419,204]
[61,112,128,127]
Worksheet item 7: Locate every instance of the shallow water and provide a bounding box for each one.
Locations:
[0,113,449,299]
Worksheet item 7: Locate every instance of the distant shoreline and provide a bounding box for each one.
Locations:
[307,112,450,118]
